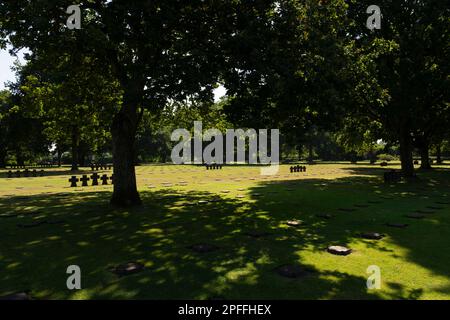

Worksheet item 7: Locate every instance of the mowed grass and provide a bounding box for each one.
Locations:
[0,163,449,300]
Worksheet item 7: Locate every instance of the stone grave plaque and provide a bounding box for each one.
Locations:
[415,209,435,214]
[426,206,443,210]
[406,213,425,219]
[275,264,312,279]
[360,232,384,240]
[0,292,31,300]
[17,220,46,228]
[110,262,145,277]
[316,214,333,220]
[189,243,218,253]
[386,223,408,228]
[286,219,304,227]
[245,230,271,238]
[327,246,352,256]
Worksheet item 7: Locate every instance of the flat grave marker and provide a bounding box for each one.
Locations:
[327,246,352,256]
[275,264,312,279]
[360,232,384,240]
[17,220,46,229]
[245,230,271,238]
[316,214,333,220]
[0,292,31,300]
[110,262,145,277]
[286,219,304,227]
[189,243,218,253]
[406,213,426,219]
[386,222,408,228]
[415,209,435,214]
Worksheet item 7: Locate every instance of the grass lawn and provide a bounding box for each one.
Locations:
[0,163,449,300]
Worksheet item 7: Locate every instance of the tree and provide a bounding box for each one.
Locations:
[222,0,353,158]
[1,0,277,206]
[335,116,384,164]
[0,89,50,167]
[346,0,450,177]
[0,90,12,167]
[18,53,120,171]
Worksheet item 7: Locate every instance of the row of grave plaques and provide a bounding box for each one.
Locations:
[8,164,54,169]
[69,173,114,187]
[290,165,307,173]
[7,169,45,178]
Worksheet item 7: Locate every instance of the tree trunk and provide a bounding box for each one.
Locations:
[110,104,141,207]
[369,152,376,164]
[308,144,314,163]
[399,126,414,178]
[419,141,431,170]
[436,144,442,164]
[78,149,86,167]
[16,150,25,167]
[0,146,6,168]
[297,145,302,161]
[71,126,79,171]
[350,152,357,164]
[57,147,62,167]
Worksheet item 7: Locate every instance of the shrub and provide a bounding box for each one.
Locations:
[377,153,397,162]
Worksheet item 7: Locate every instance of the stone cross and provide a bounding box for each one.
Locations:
[101,174,109,185]
[80,175,90,187]
[90,173,99,186]
[69,176,79,188]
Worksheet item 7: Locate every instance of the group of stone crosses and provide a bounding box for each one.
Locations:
[7,169,45,178]
[69,173,114,187]
[90,163,113,171]
[290,165,307,173]
[206,164,223,170]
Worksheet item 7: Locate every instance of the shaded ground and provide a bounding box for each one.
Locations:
[0,163,449,299]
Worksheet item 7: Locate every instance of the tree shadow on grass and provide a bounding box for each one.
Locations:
[245,170,450,299]
[0,168,449,300]
[0,187,397,300]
